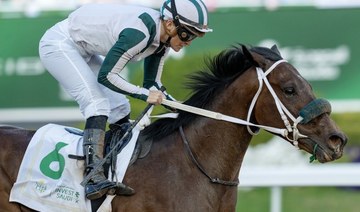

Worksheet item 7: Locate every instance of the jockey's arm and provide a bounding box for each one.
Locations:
[98,28,150,101]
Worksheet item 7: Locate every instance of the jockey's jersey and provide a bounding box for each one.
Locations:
[68,3,170,101]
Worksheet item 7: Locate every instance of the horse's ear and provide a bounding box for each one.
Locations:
[241,44,259,67]
[270,45,282,57]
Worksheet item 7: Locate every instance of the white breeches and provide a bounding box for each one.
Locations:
[39,20,130,123]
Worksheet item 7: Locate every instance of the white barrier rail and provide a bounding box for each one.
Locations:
[239,164,360,212]
[0,107,82,123]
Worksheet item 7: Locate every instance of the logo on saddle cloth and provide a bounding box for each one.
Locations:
[40,142,68,180]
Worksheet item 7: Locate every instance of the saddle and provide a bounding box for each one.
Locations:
[66,123,153,176]
[104,123,153,174]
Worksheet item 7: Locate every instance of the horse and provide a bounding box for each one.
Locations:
[0,44,347,212]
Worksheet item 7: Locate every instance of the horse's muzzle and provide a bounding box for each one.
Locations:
[316,132,347,163]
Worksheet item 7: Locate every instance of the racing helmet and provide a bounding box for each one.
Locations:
[160,0,213,34]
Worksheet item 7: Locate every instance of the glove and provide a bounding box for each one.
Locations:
[149,85,177,112]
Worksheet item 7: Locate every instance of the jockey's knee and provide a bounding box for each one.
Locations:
[81,98,111,120]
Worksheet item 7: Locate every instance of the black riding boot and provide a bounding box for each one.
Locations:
[83,116,117,200]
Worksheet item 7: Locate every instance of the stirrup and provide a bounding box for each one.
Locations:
[85,180,117,200]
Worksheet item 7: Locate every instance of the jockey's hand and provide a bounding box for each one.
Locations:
[146,90,165,105]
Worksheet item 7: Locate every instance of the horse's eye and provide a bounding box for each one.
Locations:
[283,87,295,96]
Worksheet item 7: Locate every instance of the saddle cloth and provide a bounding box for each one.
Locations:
[9,123,141,212]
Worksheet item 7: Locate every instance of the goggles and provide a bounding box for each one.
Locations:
[176,24,198,42]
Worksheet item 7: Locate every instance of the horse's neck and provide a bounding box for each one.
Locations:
[185,119,252,180]
[183,70,257,181]
[184,101,254,182]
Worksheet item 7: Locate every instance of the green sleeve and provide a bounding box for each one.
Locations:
[97,28,148,101]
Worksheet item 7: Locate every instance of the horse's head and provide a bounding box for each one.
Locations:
[144,43,347,163]
[242,44,347,163]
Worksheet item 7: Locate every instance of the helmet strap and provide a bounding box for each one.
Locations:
[164,36,172,47]
[161,19,174,46]
[170,0,181,28]
[163,0,199,42]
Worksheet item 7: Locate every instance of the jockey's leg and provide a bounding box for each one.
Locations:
[83,115,117,200]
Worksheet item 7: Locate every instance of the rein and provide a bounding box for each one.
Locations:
[179,126,239,186]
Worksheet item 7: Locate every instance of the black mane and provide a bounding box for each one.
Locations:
[142,44,282,140]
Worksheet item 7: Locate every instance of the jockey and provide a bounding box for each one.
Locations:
[39,0,212,200]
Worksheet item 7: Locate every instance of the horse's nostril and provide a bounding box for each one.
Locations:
[334,144,341,154]
[329,133,347,152]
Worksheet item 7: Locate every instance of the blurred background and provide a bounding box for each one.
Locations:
[1,0,360,211]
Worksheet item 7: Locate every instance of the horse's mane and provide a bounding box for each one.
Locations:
[142,44,282,140]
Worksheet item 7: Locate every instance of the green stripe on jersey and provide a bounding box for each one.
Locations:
[98,28,147,100]
[138,13,157,51]
[143,54,162,89]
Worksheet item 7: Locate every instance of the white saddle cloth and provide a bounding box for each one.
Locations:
[9,123,141,212]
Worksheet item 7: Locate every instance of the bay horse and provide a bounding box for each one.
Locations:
[0,44,347,212]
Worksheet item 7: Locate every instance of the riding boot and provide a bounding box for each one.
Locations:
[83,116,117,200]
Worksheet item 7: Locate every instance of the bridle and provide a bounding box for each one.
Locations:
[246,59,307,147]
[162,59,331,146]
[160,59,332,186]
